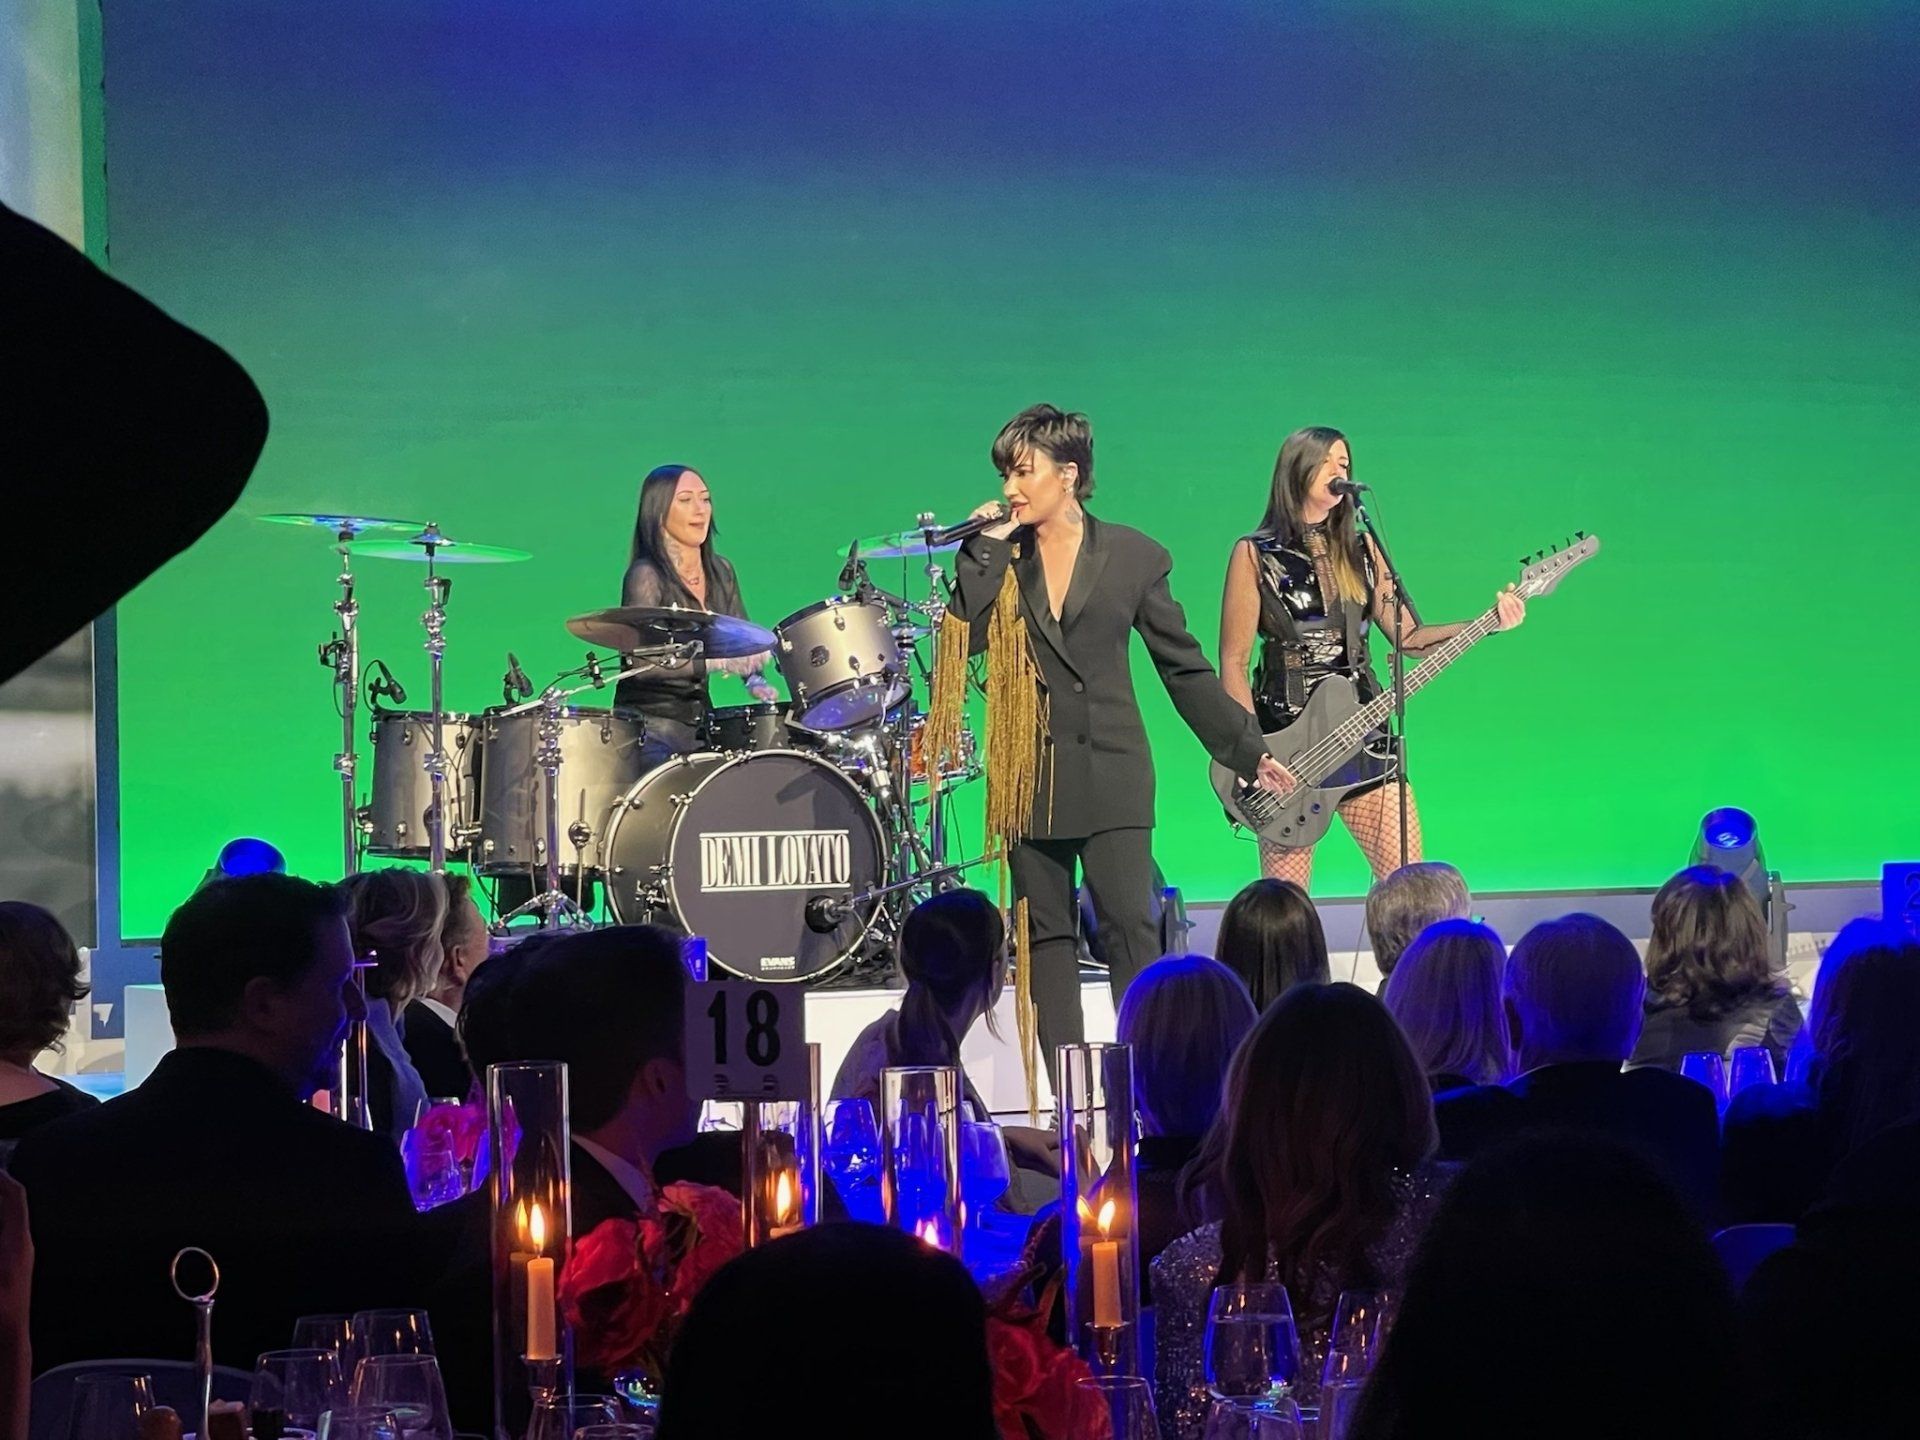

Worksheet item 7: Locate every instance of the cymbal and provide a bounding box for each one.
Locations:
[259,512,425,537]
[854,529,960,561]
[566,605,777,659]
[350,524,532,564]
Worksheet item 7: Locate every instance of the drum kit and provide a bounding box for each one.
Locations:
[261,510,985,983]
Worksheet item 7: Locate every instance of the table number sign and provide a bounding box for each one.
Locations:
[686,979,809,1100]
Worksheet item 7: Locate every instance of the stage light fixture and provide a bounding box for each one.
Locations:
[194,836,287,892]
[1690,807,1789,974]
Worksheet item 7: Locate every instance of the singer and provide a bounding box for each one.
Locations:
[949,404,1287,1065]
[1217,426,1525,887]
[616,465,777,768]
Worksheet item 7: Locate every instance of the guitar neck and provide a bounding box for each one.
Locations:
[1300,604,1503,784]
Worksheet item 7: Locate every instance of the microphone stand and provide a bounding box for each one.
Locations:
[1349,490,1414,868]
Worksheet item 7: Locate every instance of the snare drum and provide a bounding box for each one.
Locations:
[703,701,793,753]
[906,715,981,786]
[773,597,908,731]
[600,749,884,982]
[476,706,647,877]
[366,711,480,857]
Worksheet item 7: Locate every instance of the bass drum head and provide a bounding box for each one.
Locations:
[604,750,883,982]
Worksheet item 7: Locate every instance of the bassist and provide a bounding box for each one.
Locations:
[1218,427,1525,887]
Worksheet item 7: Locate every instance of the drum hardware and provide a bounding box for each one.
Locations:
[564,604,777,658]
[495,681,592,931]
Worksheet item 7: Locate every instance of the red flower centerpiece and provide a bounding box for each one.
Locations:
[983,1215,1111,1440]
[560,1181,745,1384]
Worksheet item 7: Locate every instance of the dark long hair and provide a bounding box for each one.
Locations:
[1645,866,1779,1021]
[1213,983,1437,1298]
[1255,426,1367,605]
[1808,917,1920,1152]
[629,463,717,601]
[1216,878,1331,1012]
[892,890,1006,1071]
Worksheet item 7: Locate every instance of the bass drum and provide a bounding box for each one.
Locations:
[476,706,647,877]
[366,711,480,858]
[601,749,884,982]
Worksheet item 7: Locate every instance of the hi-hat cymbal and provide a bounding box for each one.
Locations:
[350,523,532,564]
[566,605,776,659]
[259,512,425,537]
[852,528,960,562]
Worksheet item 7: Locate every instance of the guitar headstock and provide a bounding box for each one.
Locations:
[1515,532,1600,599]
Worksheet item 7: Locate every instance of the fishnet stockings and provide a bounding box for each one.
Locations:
[1259,780,1423,889]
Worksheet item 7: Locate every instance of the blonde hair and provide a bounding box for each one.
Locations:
[339,869,448,1007]
[1117,955,1258,1138]
[1383,919,1512,1086]
[1366,863,1472,980]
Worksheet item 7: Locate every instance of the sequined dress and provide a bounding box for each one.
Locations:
[1149,1164,1453,1439]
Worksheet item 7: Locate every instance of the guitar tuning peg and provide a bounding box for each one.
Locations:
[1534,549,1546,562]
[1550,543,1560,554]
[1520,556,1532,568]
[1575,529,1587,541]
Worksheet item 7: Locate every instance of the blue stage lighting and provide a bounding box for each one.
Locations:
[1701,807,1757,852]
[216,836,285,877]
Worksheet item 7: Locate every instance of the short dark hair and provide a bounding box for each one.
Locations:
[159,875,349,1037]
[990,403,1095,498]
[0,902,89,1054]
[507,925,688,1131]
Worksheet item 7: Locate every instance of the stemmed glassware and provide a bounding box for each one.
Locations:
[960,1120,1012,1222]
[823,1097,884,1222]
[1073,1376,1159,1440]
[1679,1052,1729,1110]
[1204,1283,1301,1404]
[251,1348,345,1439]
[65,1373,154,1440]
[349,1354,454,1439]
[1728,1045,1778,1098]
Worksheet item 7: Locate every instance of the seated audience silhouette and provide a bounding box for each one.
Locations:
[1348,1132,1740,1440]
[0,902,97,1157]
[1433,913,1720,1223]
[1114,954,1258,1293]
[1364,862,1470,992]
[659,1223,994,1440]
[1214,877,1330,1012]
[339,868,449,1144]
[1381,917,1512,1091]
[9,874,423,1371]
[1722,917,1920,1224]
[404,873,491,1102]
[1631,865,1802,1073]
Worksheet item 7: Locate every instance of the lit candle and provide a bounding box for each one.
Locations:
[1091,1198,1122,1330]
[917,1218,943,1248]
[768,1168,804,1239]
[525,1201,557,1361]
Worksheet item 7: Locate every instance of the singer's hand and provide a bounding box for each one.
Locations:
[1255,754,1296,797]
[746,676,779,703]
[1494,585,1527,632]
[971,500,1017,541]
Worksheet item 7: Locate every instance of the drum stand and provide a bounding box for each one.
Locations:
[496,683,591,931]
[317,527,364,878]
[411,525,456,873]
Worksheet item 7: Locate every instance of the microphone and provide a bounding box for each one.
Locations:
[837,539,861,594]
[804,895,851,934]
[502,652,533,705]
[929,502,1012,547]
[367,660,407,707]
[1329,478,1369,497]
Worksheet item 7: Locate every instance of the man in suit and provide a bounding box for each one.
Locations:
[1435,913,1721,1223]
[953,404,1286,1059]
[9,875,427,1371]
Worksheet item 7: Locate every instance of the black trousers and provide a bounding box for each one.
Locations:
[1009,827,1159,1079]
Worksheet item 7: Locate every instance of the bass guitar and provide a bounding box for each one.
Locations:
[1211,534,1600,847]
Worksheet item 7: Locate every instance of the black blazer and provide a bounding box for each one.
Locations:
[952,514,1265,838]
[8,1047,430,1373]
[402,1001,475,1102]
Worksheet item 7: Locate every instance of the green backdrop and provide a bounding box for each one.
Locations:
[101,1,1919,937]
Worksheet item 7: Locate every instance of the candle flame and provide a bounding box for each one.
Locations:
[774,1170,794,1223]
[917,1219,942,1247]
[529,1200,547,1253]
[1076,1196,1092,1221]
[516,1199,528,1240]
[1097,1198,1117,1236]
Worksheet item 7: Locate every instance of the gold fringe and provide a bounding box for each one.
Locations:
[924,561,1051,1118]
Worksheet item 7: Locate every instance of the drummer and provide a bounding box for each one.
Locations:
[615,464,778,767]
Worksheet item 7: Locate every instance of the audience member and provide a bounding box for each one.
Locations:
[1433,913,1720,1223]
[659,1223,994,1440]
[832,889,1006,1118]
[1722,917,1920,1224]
[1,1172,27,1440]
[339,869,448,1143]
[1364,862,1470,990]
[1382,918,1512,1090]
[1155,983,1446,1434]
[0,902,96,1155]
[1349,1133,1741,1440]
[405,874,490,1102]
[1741,1113,1920,1440]
[1631,866,1802,1073]
[1214,877,1330,1011]
[1114,955,1258,1293]
[8,875,424,1372]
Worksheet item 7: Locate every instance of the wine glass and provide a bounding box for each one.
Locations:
[293,1313,359,1366]
[1202,1396,1304,1440]
[353,1308,436,1363]
[572,1425,655,1440]
[960,1121,1012,1221]
[1320,1290,1390,1388]
[527,1393,621,1440]
[1728,1045,1778,1097]
[1679,1052,1729,1110]
[1073,1376,1159,1440]
[1205,1283,1301,1403]
[319,1408,402,1440]
[403,1130,466,1211]
[1320,1378,1367,1440]
[350,1354,453,1439]
[65,1373,154,1440]
[823,1098,883,1222]
[252,1348,345,1439]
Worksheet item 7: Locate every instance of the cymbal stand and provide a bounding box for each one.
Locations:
[414,524,453,873]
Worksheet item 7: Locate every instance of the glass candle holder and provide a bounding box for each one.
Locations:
[744,1044,821,1246]
[880,1065,963,1257]
[488,1060,574,1439]
[1058,1043,1140,1376]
